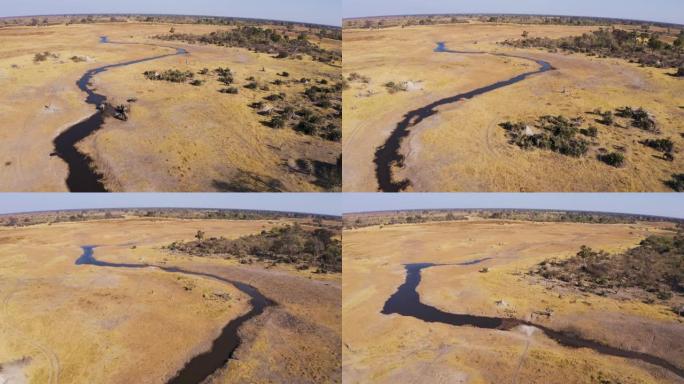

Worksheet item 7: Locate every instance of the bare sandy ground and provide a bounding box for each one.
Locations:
[0,217,340,383]
[343,22,684,191]
[343,219,683,383]
[0,22,340,191]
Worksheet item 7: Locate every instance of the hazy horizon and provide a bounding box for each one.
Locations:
[343,0,684,25]
[0,0,341,26]
[343,193,684,219]
[0,193,342,216]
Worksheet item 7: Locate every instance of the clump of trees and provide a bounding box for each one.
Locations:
[502,28,684,69]
[155,26,341,63]
[530,231,684,301]
[500,115,589,157]
[143,69,195,83]
[166,223,341,272]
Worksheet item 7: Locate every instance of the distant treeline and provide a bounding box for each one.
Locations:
[0,208,341,227]
[502,27,684,69]
[166,223,341,272]
[0,14,341,34]
[344,209,684,229]
[343,14,684,30]
[155,26,341,63]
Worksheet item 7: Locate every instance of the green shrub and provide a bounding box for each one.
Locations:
[598,152,625,167]
[642,138,674,153]
[665,173,684,191]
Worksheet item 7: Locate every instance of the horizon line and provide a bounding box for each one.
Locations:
[0,207,342,218]
[343,207,684,221]
[342,12,684,27]
[0,13,341,29]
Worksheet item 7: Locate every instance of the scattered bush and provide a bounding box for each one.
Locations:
[384,81,408,94]
[642,138,674,153]
[598,152,625,167]
[616,106,658,132]
[244,81,258,89]
[219,87,239,94]
[347,72,370,83]
[189,79,204,86]
[501,115,589,157]
[665,173,684,191]
[143,69,194,83]
[580,126,598,138]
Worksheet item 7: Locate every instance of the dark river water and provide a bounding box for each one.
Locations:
[53,37,187,192]
[374,42,554,192]
[382,261,684,379]
[76,245,273,383]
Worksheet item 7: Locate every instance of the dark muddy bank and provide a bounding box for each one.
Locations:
[374,42,554,192]
[76,245,273,383]
[53,37,187,192]
[382,261,684,379]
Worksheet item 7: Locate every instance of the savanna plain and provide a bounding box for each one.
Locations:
[0,15,341,192]
[0,209,341,383]
[343,210,684,383]
[343,15,684,192]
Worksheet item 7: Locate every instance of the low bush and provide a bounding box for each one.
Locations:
[598,152,625,167]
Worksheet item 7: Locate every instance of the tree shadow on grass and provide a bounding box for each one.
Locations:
[212,170,285,192]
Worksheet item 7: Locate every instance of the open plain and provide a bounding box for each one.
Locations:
[343,20,684,191]
[0,213,341,383]
[0,18,341,191]
[343,215,683,383]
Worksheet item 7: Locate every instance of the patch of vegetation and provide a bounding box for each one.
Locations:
[70,55,87,63]
[530,231,684,301]
[665,173,684,191]
[384,81,408,94]
[597,152,625,167]
[214,67,234,85]
[500,115,590,157]
[580,126,598,138]
[502,28,684,69]
[155,26,341,63]
[219,87,239,94]
[143,69,195,83]
[615,106,658,132]
[33,51,58,62]
[189,79,204,86]
[166,223,341,272]
[347,72,370,83]
[642,138,674,154]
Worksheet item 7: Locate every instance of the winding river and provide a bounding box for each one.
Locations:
[381,261,684,379]
[374,42,555,192]
[76,245,273,383]
[53,37,188,192]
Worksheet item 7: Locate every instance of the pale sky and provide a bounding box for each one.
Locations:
[0,0,341,26]
[343,0,684,25]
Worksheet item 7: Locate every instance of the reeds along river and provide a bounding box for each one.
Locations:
[382,261,684,379]
[374,42,554,192]
[53,36,188,192]
[76,245,274,383]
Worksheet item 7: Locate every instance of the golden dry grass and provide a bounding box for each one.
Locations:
[343,219,683,383]
[0,217,340,383]
[342,22,684,191]
[0,22,340,191]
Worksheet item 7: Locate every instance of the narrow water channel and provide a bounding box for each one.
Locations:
[53,37,187,192]
[374,42,554,192]
[76,245,273,383]
[382,261,684,379]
